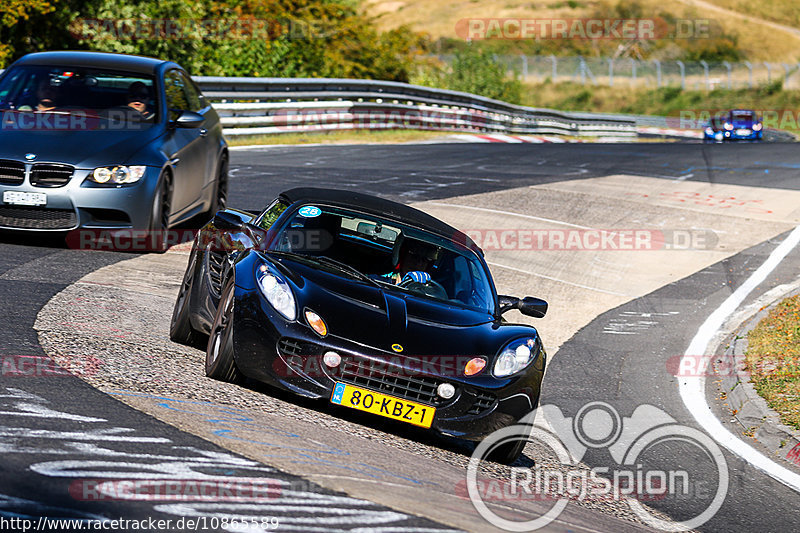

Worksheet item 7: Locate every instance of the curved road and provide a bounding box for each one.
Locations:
[2,140,800,531]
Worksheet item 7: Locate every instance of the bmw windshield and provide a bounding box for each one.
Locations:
[0,65,158,126]
[267,205,495,313]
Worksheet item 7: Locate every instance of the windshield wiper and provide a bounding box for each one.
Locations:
[316,256,381,288]
[265,251,380,288]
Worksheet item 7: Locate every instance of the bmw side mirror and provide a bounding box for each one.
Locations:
[174,110,204,128]
[498,295,548,318]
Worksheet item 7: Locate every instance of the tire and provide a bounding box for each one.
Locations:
[206,154,228,221]
[485,425,530,465]
[149,173,172,253]
[205,278,242,383]
[169,248,199,345]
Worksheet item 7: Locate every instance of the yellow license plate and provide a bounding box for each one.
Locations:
[330,382,435,428]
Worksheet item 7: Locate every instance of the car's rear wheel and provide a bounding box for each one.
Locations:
[205,278,242,383]
[170,248,199,345]
[149,173,172,253]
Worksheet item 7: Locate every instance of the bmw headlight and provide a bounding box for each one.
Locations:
[493,337,540,377]
[89,165,146,185]
[257,265,296,321]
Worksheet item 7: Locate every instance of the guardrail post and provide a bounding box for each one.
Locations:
[608,58,614,87]
[630,58,637,86]
[744,61,753,88]
[549,55,557,81]
[677,61,685,90]
[765,62,771,83]
[722,61,732,89]
[700,60,709,90]
[653,60,662,88]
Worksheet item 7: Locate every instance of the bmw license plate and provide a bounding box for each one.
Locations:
[736,129,751,136]
[331,382,435,428]
[3,191,47,206]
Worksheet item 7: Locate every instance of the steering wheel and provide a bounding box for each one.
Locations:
[399,276,448,300]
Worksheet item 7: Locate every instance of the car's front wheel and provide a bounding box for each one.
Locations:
[149,173,172,253]
[485,431,529,465]
[205,278,242,383]
[206,154,228,221]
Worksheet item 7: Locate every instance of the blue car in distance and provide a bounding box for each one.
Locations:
[704,109,763,141]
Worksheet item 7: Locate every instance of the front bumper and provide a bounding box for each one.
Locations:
[231,287,544,441]
[0,163,158,232]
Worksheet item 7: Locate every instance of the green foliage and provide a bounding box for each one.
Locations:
[442,46,522,103]
[0,0,423,81]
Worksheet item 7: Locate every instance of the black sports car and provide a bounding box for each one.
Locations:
[170,188,548,463]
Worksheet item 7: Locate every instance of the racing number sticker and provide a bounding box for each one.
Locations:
[298,206,322,218]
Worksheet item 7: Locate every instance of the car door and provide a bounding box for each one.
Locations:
[162,69,207,221]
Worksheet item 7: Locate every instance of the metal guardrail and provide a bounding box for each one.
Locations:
[192,77,638,137]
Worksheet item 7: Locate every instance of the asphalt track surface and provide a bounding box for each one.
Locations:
[2,140,799,531]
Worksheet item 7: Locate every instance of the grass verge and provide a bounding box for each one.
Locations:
[746,294,800,431]
[226,129,451,146]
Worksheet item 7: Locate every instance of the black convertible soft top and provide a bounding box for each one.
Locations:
[280,187,481,253]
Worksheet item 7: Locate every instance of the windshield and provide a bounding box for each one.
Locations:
[0,65,158,125]
[731,110,755,121]
[269,204,495,313]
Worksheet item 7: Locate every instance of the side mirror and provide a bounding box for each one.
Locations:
[518,297,548,318]
[213,210,244,231]
[174,110,204,128]
[498,295,548,318]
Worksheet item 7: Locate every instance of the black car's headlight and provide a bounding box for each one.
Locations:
[256,264,296,321]
[493,337,540,377]
[87,165,146,186]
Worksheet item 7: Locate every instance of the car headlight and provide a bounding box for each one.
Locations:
[89,165,146,185]
[705,127,714,135]
[257,265,296,321]
[723,122,733,131]
[493,337,540,378]
[753,123,762,131]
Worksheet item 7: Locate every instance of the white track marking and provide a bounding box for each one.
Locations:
[486,261,629,296]
[679,224,800,492]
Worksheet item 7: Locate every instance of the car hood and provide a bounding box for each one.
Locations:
[272,256,518,357]
[0,123,163,168]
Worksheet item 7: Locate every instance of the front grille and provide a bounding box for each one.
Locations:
[0,206,77,229]
[206,248,225,297]
[277,337,323,358]
[337,356,444,406]
[30,164,74,188]
[0,160,25,185]
[467,390,496,415]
